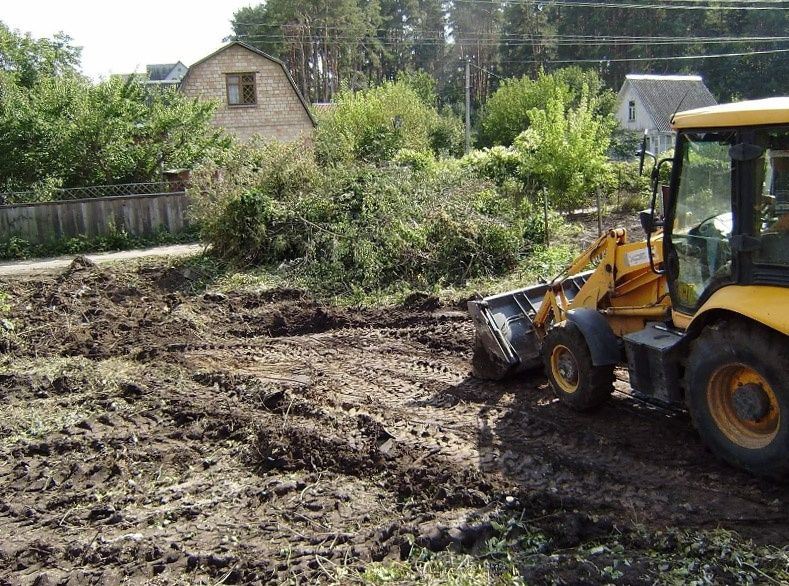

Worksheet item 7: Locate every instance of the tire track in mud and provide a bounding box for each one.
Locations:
[182,322,789,544]
[183,328,481,469]
[3,259,789,583]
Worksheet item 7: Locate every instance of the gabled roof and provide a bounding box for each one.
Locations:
[180,41,316,126]
[146,62,186,82]
[621,74,717,132]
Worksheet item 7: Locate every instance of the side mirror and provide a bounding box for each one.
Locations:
[640,210,657,234]
[637,130,657,177]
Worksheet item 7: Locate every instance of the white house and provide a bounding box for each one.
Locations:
[616,74,717,155]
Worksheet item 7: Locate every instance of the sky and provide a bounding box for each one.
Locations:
[2,0,256,80]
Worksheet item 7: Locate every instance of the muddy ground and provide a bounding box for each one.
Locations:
[1,249,788,585]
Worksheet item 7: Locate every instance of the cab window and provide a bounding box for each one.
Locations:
[753,129,789,268]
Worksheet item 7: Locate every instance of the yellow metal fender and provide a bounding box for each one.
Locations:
[677,285,789,336]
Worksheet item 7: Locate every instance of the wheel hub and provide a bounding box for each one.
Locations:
[732,383,771,422]
[557,353,578,385]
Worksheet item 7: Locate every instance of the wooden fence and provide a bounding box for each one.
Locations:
[0,191,191,245]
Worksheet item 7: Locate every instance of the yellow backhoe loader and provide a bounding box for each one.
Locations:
[469,98,789,477]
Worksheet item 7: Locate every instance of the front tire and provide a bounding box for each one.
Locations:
[543,321,614,411]
[686,319,789,478]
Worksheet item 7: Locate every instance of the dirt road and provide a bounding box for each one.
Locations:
[1,259,787,584]
[0,243,204,277]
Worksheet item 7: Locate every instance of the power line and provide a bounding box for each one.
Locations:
[469,62,507,79]
[234,31,789,41]
[453,0,789,10]
[498,47,789,63]
[233,32,789,47]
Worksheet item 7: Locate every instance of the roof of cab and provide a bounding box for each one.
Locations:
[671,97,789,130]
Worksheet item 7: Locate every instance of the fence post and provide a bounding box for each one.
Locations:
[543,188,550,247]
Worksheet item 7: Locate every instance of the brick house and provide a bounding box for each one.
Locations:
[616,74,717,155]
[179,42,315,143]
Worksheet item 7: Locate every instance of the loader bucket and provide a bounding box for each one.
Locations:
[468,271,593,380]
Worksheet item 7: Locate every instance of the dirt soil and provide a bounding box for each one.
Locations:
[1,252,788,585]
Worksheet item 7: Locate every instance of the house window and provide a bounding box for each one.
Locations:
[628,100,636,122]
[226,73,256,106]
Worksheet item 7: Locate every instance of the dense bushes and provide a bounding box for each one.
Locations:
[465,89,616,212]
[0,24,230,195]
[476,68,616,148]
[605,161,652,211]
[314,80,463,165]
[0,76,229,194]
[191,142,545,292]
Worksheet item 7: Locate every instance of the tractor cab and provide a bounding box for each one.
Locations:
[642,98,789,330]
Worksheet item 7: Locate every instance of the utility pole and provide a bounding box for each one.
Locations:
[464,58,471,154]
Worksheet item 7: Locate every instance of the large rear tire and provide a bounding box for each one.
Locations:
[686,319,789,478]
[543,322,614,411]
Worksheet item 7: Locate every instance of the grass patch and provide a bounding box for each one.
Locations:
[0,356,143,448]
[336,546,525,586]
[331,511,789,586]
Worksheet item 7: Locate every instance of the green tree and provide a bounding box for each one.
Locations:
[314,80,460,164]
[445,0,502,107]
[0,76,227,193]
[499,0,557,79]
[516,88,616,211]
[396,69,438,106]
[0,20,229,195]
[231,0,381,102]
[477,68,614,148]
[0,21,81,88]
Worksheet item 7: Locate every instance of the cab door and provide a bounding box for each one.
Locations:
[665,130,736,314]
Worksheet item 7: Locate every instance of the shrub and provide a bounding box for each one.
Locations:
[465,90,616,213]
[476,67,615,148]
[396,70,438,107]
[190,142,548,293]
[605,161,651,212]
[0,75,229,194]
[515,88,616,212]
[429,107,465,157]
[462,146,522,188]
[314,80,463,165]
[477,73,571,149]
[189,140,323,265]
[610,127,644,160]
[393,149,436,172]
